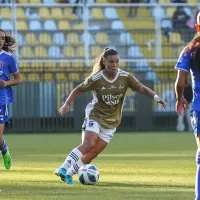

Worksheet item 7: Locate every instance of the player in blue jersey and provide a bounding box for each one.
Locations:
[0,29,21,170]
[175,12,200,200]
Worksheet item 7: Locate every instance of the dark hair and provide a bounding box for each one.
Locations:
[185,34,200,71]
[90,48,119,76]
[0,29,17,53]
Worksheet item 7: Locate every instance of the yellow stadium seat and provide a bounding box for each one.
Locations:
[166,7,176,18]
[31,62,43,68]
[90,46,102,58]
[56,73,66,81]
[39,33,52,46]
[17,20,28,31]
[59,62,71,68]
[76,46,85,58]
[95,33,110,45]
[63,8,79,20]
[68,73,80,81]
[0,8,11,20]
[28,73,40,81]
[29,0,41,3]
[16,7,26,20]
[169,32,184,45]
[18,0,28,2]
[25,32,38,45]
[72,23,84,30]
[73,62,84,67]
[34,46,48,58]
[63,46,76,58]
[20,47,34,59]
[44,73,53,81]
[58,20,70,30]
[66,32,80,45]
[44,62,57,68]
[91,8,104,20]
[39,7,51,20]
[51,8,64,19]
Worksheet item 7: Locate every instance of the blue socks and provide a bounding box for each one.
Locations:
[0,139,8,155]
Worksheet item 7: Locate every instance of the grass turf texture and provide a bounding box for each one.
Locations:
[0,132,196,200]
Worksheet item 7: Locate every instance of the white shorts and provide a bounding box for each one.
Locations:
[82,118,116,143]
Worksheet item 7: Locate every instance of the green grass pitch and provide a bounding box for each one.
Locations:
[0,132,197,200]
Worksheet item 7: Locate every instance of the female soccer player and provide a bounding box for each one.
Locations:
[0,29,21,169]
[55,48,167,184]
[175,12,200,200]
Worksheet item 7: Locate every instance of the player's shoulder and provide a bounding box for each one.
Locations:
[91,71,103,81]
[118,69,130,77]
[1,50,13,57]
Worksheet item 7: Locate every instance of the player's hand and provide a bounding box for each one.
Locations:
[59,103,70,116]
[155,96,167,109]
[176,96,188,115]
[0,80,7,87]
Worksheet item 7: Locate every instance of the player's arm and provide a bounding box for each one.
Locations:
[59,77,94,116]
[136,85,167,108]
[175,69,188,114]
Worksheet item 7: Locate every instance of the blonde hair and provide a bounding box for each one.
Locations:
[0,29,17,53]
[89,47,118,77]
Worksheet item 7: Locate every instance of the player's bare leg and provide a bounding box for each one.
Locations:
[195,134,200,200]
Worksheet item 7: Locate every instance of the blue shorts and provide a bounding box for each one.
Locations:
[0,104,9,124]
[190,110,200,137]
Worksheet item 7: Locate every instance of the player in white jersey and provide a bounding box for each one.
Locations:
[0,29,21,169]
[55,48,167,184]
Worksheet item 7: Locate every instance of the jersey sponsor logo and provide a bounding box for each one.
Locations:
[118,83,124,89]
[0,71,3,75]
[88,121,94,127]
[101,86,106,90]
[102,94,123,105]
[0,62,3,68]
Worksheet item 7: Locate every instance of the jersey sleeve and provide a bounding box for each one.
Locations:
[175,48,191,72]
[9,56,19,74]
[128,74,142,91]
[78,76,95,92]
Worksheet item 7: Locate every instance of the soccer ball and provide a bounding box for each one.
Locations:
[78,164,99,185]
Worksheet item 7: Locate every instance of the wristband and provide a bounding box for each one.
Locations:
[153,94,159,99]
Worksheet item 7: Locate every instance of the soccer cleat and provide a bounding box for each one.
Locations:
[2,150,12,169]
[66,175,75,184]
[54,167,66,182]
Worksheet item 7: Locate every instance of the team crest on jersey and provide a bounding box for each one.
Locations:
[88,121,94,127]
[0,61,3,68]
[118,83,124,89]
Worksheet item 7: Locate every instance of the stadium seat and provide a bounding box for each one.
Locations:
[30,0,41,3]
[28,73,40,81]
[44,73,53,81]
[20,46,34,59]
[95,33,110,45]
[80,32,96,45]
[16,7,26,20]
[165,7,176,18]
[128,46,143,58]
[56,73,66,81]
[39,7,51,20]
[120,32,134,45]
[90,46,102,58]
[25,32,38,45]
[39,33,52,46]
[48,46,62,58]
[169,32,184,45]
[111,20,124,30]
[63,46,76,58]
[0,8,11,20]
[91,8,105,20]
[17,33,26,46]
[104,7,119,19]
[53,32,66,45]
[44,20,57,31]
[1,20,12,31]
[34,46,48,58]
[72,23,84,31]
[76,46,85,58]
[29,20,42,31]
[68,73,80,81]
[17,20,28,31]
[66,32,80,45]
[63,8,79,20]
[58,20,70,30]
[51,8,64,19]
[25,8,40,20]
[18,0,28,2]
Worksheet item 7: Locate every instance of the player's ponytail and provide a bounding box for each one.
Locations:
[89,48,118,77]
[0,29,17,54]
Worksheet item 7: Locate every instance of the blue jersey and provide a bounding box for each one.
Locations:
[175,47,200,111]
[0,50,19,106]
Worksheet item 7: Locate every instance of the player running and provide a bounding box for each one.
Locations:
[55,47,167,184]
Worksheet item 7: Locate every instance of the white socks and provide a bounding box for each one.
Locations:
[66,159,84,176]
[60,148,83,170]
